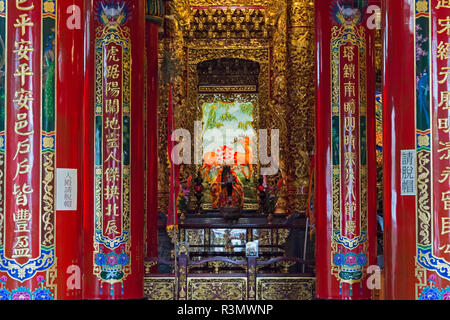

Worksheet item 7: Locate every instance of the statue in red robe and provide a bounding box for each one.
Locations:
[211,165,244,209]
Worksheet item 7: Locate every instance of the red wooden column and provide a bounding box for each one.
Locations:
[55,0,84,300]
[0,0,80,301]
[0,0,84,300]
[145,0,164,264]
[83,0,146,299]
[383,0,450,300]
[315,0,377,299]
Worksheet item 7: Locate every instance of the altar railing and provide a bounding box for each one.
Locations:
[144,254,316,300]
[165,213,313,270]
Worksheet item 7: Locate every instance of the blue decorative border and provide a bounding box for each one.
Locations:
[333,231,368,250]
[0,248,55,282]
[418,246,450,280]
[0,286,54,300]
[95,231,130,250]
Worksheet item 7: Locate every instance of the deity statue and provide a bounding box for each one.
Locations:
[211,165,244,210]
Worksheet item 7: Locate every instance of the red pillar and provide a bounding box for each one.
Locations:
[55,0,84,300]
[383,0,450,300]
[145,0,164,263]
[0,0,83,300]
[83,0,146,299]
[315,0,377,299]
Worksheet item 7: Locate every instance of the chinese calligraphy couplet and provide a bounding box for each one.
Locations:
[5,0,41,267]
[433,0,450,268]
[315,0,377,300]
[83,0,145,300]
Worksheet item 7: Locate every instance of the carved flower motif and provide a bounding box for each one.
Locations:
[442,290,450,300]
[333,253,344,266]
[33,288,53,300]
[419,287,441,300]
[36,275,45,284]
[43,1,55,14]
[43,137,54,149]
[416,0,428,12]
[345,253,357,266]
[95,252,107,266]
[357,253,368,266]
[106,253,118,266]
[0,289,9,300]
[118,252,129,266]
[11,287,32,300]
[417,134,430,147]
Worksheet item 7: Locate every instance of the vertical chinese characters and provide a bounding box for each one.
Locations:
[10,0,35,261]
[103,43,122,240]
[342,44,359,238]
[435,0,450,258]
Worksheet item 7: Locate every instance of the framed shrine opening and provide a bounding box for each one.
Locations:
[199,94,259,212]
[195,58,262,213]
[154,55,314,275]
[149,4,318,297]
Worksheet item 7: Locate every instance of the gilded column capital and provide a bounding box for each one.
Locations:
[146,0,165,24]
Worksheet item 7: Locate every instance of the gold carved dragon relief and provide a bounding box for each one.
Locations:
[285,0,315,213]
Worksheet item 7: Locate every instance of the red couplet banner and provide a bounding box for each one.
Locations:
[315,0,377,299]
[83,0,145,299]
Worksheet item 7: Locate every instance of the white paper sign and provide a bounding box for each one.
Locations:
[56,168,78,211]
[246,241,259,258]
[400,150,416,196]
